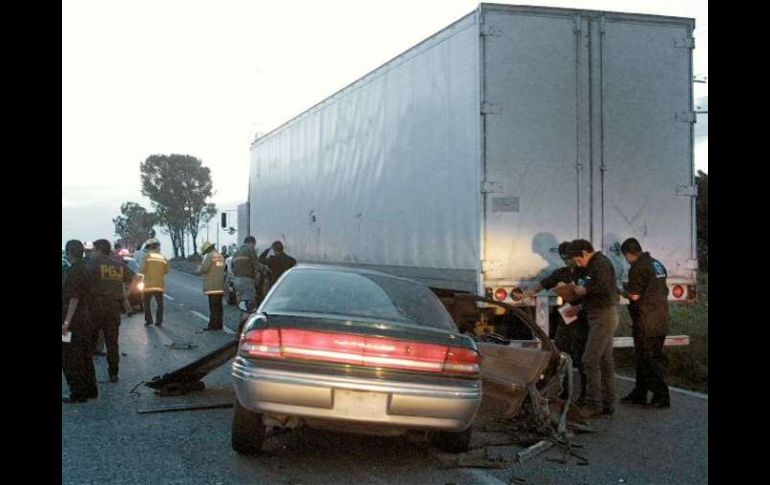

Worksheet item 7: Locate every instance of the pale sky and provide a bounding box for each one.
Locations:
[62,0,708,252]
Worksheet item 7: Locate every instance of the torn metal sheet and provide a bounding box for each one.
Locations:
[145,340,238,391]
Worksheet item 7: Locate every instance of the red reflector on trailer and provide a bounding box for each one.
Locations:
[672,285,685,298]
[494,288,508,301]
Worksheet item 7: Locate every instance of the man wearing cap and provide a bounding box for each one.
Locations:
[87,239,136,383]
[140,238,169,327]
[199,242,226,331]
[619,237,671,408]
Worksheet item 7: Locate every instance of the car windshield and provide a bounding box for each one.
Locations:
[262,269,457,330]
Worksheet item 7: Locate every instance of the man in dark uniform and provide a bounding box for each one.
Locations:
[568,239,620,418]
[259,241,297,291]
[620,238,671,408]
[62,240,98,403]
[87,239,136,383]
[528,241,589,403]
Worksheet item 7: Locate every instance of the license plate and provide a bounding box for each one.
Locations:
[333,389,388,419]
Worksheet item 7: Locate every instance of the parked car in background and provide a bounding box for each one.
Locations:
[123,256,145,312]
[231,265,483,455]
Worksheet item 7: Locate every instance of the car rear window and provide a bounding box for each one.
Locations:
[262,269,457,330]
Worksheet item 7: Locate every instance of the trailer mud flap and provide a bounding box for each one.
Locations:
[145,340,239,393]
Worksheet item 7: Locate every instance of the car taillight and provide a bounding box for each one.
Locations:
[443,347,482,377]
[672,285,685,299]
[240,328,480,377]
[494,288,508,301]
[240,328,281,358]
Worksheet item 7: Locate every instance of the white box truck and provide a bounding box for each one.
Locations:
[246,4,698,326]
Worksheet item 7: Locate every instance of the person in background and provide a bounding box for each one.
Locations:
[87,239,136,383]
[566,239,620,419]
[259,240,297,290]
[62,239,98,403]
[199,242,226,331]
[140,238,169,327]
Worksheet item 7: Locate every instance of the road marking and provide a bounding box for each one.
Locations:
[462,469,508,485]
[164,294,175,301]
[191,311,208,322]
[615,374,708,400]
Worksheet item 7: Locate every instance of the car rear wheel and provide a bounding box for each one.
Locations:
[429,427,472,453]
[231,400,266,455]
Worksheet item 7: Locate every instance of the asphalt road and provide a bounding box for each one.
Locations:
[62,270,708,484]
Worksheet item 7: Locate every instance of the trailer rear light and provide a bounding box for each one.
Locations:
[240,328,480,377]
[494,288,508,301]
[688,285,697,300]
[510,287,524,302]
[671,285,685,299]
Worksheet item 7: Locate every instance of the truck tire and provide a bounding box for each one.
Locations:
[429,427,472,453]
[231,400,266,455]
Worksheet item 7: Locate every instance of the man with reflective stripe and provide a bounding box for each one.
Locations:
[231,236,268,329]
[87,239,136,383]
[620,237,671,408]
[199,241,225,331]
[140,238,169,327]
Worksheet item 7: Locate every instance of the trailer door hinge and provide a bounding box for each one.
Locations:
[676,185,698,197]
[481,102,502,115]
[675,37,695,49]
[676,259,699,270]
[481,180,504,193]
[675,111,696,123]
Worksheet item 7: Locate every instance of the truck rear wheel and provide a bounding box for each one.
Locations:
[231,400,266,455]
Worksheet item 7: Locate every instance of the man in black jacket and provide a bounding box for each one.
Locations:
[619,238,671,408]
[567,239,620,418]
[62,239,98,403]
[259,241,297,290]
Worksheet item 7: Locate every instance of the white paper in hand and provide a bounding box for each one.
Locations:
[62,331,72,343]
[558,303,578,325]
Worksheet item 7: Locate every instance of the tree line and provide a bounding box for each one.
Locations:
[113,154,217,259]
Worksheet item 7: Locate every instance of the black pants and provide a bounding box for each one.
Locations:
[632,326,669,402]
[555,315,589,400]
[143,292,164,325]
[207,294,223,329]
[90,298,122,377]
[62,327,97,399]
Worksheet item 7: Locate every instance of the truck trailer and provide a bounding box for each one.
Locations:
[244,4,697,319]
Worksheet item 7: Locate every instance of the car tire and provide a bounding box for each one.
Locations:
[231,400,266,455]
[429,427,472,453]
